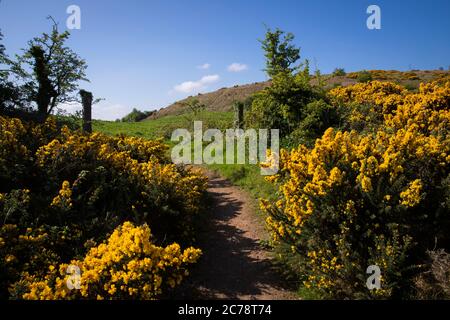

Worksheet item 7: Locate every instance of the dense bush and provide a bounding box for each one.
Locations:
[261,79,450,299]
[285,99,342,148]
[357,70,373,83]
[328,81,408,133]
[332,68,346,77]
[121,108,154,122]
[0,116,207,299]
[245,69,323,137]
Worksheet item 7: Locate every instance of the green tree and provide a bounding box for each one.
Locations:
[245,64,321,137]
[0,31,27,112]
[0,30,9,91]
[0,31,6,76]
[259,27,300,78]
[12,19,88,116]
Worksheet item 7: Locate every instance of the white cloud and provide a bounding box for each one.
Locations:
[173,74,220,94]
[197,63,211,70]
[201,74,220,83]
[57,102,81,115]
[92,102,131,121]
[227,62,248,72]
[57,101,131,121]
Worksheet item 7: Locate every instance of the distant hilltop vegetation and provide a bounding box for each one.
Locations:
[146,69,450,120]
[147,81,270,119]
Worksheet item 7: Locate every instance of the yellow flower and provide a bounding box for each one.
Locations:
[22,222,201,300]
[360,175,372,193]
[51,181,72,208]
[400,179,423,207]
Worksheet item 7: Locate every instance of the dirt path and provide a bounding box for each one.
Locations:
[175,169,297,300]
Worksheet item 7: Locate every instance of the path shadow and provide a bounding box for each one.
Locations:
[172,176,295,299]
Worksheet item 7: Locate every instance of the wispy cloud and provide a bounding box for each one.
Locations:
[227,62,248,72]
[197,63,211,70]
[173,74,220,93]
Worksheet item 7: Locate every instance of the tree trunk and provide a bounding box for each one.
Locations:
[30,45,55,117]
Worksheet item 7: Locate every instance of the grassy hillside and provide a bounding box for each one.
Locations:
[94,111,234,140]
[148,81,269,119]
[146,69,449,119]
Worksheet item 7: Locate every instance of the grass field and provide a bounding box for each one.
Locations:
[93,111,276,202]
[93,111,234,140]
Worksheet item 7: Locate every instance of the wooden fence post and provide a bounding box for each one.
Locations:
[234,101,244,129]
[79,90,93,133]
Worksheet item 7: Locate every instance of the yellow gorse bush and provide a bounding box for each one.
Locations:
[385,81,450,135]
[330,80,408,113]
[399,179,423,207]
[263,79,450,298]
[35,127,207,226]
[0,117,30,187]
[0,116,207,299]
[0,116,29,161]
[21,222,202,300]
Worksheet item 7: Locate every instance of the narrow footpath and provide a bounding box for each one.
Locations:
[175,169,297,300]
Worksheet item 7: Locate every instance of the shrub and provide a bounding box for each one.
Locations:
[328,81,409,132]
[0,116,207,299]
[329,80,407,113]
[245,68,323,137]
[357,70,373,83]
[14,222,201,300]
[332,68,346,77]
[403,72,419,81]
[261,79,450,299]
[33,127,207,243]
[121,108,154,122]
[285,99,342,148]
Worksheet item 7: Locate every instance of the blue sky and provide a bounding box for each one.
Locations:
[1,0,449,120]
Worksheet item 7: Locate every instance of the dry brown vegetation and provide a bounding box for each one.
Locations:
[414,250,450,299]
[147,82,270,119]
[146,70,450,120]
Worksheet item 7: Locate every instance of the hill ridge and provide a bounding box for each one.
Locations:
[145,69,449,120]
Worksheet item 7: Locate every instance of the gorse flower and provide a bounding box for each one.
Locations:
[262,79,450,299]
[400,179,423,207]
[0,116,207,300]
[22,222,202,300]
[50,181,72,208]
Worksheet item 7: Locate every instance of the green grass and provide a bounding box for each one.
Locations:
[93,111,275,201]
[93,111,234,140]
[297,286,322,300]
[206,163,276,201]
